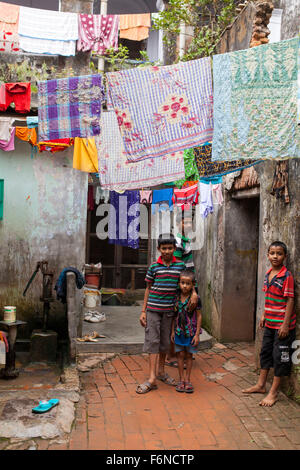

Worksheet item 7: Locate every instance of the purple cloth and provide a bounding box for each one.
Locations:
[108,190,140,249]
[0,127,15,151]
[38,74,104,140]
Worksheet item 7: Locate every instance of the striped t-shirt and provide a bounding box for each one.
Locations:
[145,256,186,313]
[263,265,295,330]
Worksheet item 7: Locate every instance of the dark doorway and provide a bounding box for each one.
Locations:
[221,195,260,342]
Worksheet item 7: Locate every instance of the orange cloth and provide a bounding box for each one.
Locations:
[119,14,151,41]
[15,127,37,146]
[0,3,19,34]
[182,180,199,189]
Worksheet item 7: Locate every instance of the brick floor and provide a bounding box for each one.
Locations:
[51,342,300,450]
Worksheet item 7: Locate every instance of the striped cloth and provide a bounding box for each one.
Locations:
[78,14,119,54]
[38,75,104,140]
[263,266,296,330]
[172,183,199,209]
[97,111,185,191]
[174,234,194,270]
[106,57,213,162]
[145,256,186,313]
[18,6,78,56]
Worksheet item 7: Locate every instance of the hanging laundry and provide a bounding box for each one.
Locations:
[298,43,300,123]
[0,32,19,52]
[182,180,198,189]
[139,190,152,204]
[174,148,199,188]
[88,186,95,211]
[199,182,213,218]
[0,2,19,33]
[270,161,290,204]
[26,116,38,128]
[77,14,119,54]
[97,111,185,191]
[172,183,199,210]
[119,14,151,41]
[38,138,74,153]
[95,187,110,204]
[212,37,300,162]
[106,57,213,162]
[0,82,30,113]
[194,143,262,178]
[73,137,98,173]
[152,188,174,214]
[38,74,104,140]
[0,127,15,151]
[15,127,37,146]
[18,7,78,56]
[200,175,223,185]
[108,190,140,250]
[0,117,14,141]
[211,184,223,206]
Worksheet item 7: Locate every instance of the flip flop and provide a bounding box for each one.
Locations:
[77,335,98,342]
[32,399,59,414]
[157,373,176,386]
[90,331,106,339]
[184,382,194,393]
[136,381,158,394]
[175,381,185,393]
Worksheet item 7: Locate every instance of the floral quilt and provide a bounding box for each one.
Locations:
[106,57,213,162]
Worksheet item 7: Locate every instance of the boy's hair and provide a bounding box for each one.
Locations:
[157,233,176,247]
[268,241,287,255]
[180,269,196,283]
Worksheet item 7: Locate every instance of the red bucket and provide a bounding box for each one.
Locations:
[85,273,100,288]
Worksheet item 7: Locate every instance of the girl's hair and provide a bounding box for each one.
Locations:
[180,269,196,283]
[268,241,287,255]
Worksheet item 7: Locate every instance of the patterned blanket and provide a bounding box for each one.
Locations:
[194,143,262,177]
[106,57,213,162]
[212,38,300,161]
[97,112,185,191]
[38,75,104,140]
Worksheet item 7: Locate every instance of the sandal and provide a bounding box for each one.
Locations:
[184,382,194,393]
[175,381,185,393]
[157,373,176,386]
[77,335,98,342]
[136,381,158,394]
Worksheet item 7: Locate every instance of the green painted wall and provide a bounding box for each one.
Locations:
[0,138,88,337]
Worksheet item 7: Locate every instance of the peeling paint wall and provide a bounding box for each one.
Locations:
[0,140,87,337]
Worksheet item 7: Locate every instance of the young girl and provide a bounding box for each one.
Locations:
[171,269,202,393]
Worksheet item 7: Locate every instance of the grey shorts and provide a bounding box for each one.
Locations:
[143,310,174,354]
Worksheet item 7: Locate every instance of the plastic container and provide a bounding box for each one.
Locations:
[3,306,16,323]
[85,273,100,288]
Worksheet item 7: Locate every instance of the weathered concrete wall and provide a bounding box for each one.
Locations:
[0,140,87,337]
[277,0,300,39]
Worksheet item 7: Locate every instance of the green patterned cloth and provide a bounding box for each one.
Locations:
[174,148,199,188]
[212,37,300,161]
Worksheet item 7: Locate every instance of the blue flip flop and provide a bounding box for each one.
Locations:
[32,399,59,414]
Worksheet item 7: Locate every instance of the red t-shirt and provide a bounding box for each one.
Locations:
[263,265,295,329]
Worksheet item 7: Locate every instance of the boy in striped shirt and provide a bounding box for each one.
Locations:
[136,233,197,394]
[243,241,296,406]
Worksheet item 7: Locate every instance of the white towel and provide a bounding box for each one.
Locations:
[0,117,14,142]
[199,182,213,218]
[19,7,78,40]
[18,6,78,55]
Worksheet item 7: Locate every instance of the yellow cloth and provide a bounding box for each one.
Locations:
[15,127,37,146]
[73,137,98,173]
[0,3,19,33]
[119,14,151,41]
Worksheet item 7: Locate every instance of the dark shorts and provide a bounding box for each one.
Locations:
[260,326,296,377]
[143,310,174,354]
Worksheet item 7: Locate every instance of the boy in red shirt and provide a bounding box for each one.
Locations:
[243,241,296,406]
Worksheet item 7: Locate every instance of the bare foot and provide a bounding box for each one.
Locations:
[242,384,266,394]
[259,392,278,407]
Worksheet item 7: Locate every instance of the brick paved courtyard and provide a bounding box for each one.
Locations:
[47,342,300,451]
